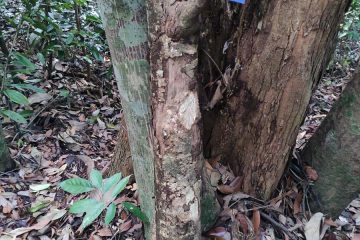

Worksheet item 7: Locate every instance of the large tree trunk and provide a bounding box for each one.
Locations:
[99,0,351,238]
[302,66,360,217]
[97,1,156,238]
[147,1,206,238]
[0,124,15,172]
[98,0,207,238]
[202,0,350,199]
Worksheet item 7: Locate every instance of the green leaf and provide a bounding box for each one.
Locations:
[104,203,116,225]
[3,89,29,105]
[13,52,36,71]
[19,109,33,118]
[1,110,27,124]
[59,90,69,97]
[103,173,121,193]
[82,56,93,64]
[59,178,94,195]
[29,201,50,213]
[65,32,75,44]
[90,169,103,189]
[110,175,130,199]
[69,198,98,214]
[30,183,51,192]
[11,84,46,93]
[122,202,149,224]
[37,53,46,65]
[81,201,106,229]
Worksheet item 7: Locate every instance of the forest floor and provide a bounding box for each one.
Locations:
[1,2,360,240]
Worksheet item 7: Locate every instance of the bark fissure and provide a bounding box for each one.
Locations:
[204,0,350,199]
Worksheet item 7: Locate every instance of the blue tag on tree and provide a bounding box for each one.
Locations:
[229,0,246,4]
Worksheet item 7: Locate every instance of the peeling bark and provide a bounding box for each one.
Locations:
[147,0,206,238]
[203,0,350,199]
[302,66,360,217]
[97,1,156,238]
[0,124,15,172]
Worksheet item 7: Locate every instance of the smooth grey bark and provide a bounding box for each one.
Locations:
[97,1,156,238]
[302,66,360,217]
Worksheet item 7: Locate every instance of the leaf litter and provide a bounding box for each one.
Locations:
[1,0,359,240]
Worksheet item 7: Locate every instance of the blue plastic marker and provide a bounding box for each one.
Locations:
[229,0,246,4]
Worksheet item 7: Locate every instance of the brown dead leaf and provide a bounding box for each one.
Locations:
[128,223,143,233]
[208,155,221,168]
[0,195,13,214]
[304,166,319,181]
[206,227,231,239]
[217,176,242,194]
[97,227,112,237]
[207,81,223,109]
[252,210,261,239]
[293,192,303,215]
[351,233,360,240]
[324,217,338,227]
[28,93,52,105]
[119,220,132,233]
[236,213,249,235]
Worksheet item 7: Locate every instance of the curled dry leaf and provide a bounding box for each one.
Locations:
[304,212,324,240]
[119,220,132,233]
[236,213,250,235]
[293,192,303,215]
[304,166,319,181]
[252,210,261,239]
[217,176,242,194]
[206,226,231,240]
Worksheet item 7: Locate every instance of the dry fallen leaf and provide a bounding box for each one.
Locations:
[304,212,323,240]
[236,213,250,235]
[305,166,319,181]
[293,192,303,215]
[252,210,261,239]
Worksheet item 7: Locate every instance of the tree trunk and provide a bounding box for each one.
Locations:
[99,0,351,238]
[301,66,360,217]
[97,1,156,238]
[0,124,15,172]
[202,0,350,199]
[98,0,207,238]
[108,117,133,177]
[147,1,206,238]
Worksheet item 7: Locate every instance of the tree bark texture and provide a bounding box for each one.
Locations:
[302,66,360,217]
[97,1,156,238]
[0,124,15,172]
[202,0,351,199]
[98,0,210,238]
[147,0,206,238]
[108,117,133,177]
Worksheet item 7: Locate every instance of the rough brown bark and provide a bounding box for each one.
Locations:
[147,0,206,238]
[202,0,350,199]
[302,66,360,217]
[108,117,133,177]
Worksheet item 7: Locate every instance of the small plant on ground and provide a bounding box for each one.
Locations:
[59,170,148,230]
